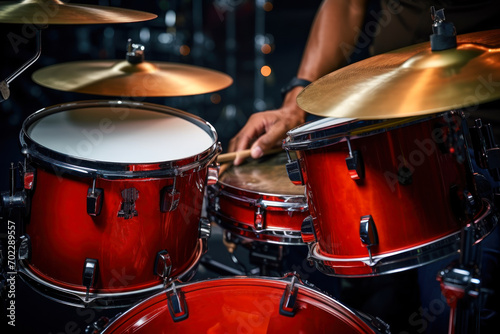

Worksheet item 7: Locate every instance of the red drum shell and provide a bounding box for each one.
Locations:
[284,114,479,276]
[208,153,308,245]
[19,100,219,299]
[103,277,385,333]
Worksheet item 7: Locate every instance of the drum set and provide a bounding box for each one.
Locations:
[0,2,499,334]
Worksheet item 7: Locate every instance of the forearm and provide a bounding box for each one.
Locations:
[297,0,367,82]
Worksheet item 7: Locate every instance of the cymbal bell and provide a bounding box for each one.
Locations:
[297,29,500,119]
[32,60,233,97]
[0,0,157,24]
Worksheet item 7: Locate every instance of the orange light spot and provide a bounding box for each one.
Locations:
[261,65,271,77]
[210,93,221,104]
[179,45,190,56]
[261,44,272,54]
[263,2,273,11]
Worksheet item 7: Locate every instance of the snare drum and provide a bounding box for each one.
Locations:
[284,113,495,276]
[17,100,219,307]
[208,152,308,245]
[101,276,390,333]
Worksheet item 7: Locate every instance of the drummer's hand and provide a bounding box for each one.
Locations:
[228,87,306,165]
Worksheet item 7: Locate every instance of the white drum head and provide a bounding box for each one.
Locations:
[28,105,215,163]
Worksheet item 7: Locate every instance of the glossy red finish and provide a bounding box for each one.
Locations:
[26,167,207,293]
[293,115,475,272]
[103,277,380,333]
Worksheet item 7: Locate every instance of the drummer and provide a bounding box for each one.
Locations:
[228,1,500,333]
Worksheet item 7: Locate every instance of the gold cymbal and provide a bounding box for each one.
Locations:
[0,0,157,24]
[32,60,233,97]
[297,29,500,119]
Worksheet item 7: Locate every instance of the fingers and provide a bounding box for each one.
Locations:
[250,121,287,159]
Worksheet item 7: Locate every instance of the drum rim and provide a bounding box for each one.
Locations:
[17,238,207,309]
[306,198,497,277]
[19,100,220,179]
[283,114,437,151]
[102,275,388,333]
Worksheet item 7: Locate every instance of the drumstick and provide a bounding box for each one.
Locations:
[217,147,283,164]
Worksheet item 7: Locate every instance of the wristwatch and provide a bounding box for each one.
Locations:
[280,77,312,99]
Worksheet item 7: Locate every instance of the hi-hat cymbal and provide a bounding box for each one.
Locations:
[297,29,500,119]
[32,60,233,97]
[0,0,157,24]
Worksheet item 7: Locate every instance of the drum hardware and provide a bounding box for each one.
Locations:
[279,274,299,317]
[429,6,457,51]
[86,179,103,217]
[0,25,44,103]
[437,224,484,334]
[83,259,98,302]
[117,188,139,219]
[17,234,31,261]
[345,137,364,180]
[32,42,233,97]
[0,0,157,24]
[166,281,189,322]
[0,162,28,214]
[470,118,500,182]
[160,181,180,213]
[300,216,316,244]
[198,217,211,241]
[359,215,379,266]
[154,250,172,286]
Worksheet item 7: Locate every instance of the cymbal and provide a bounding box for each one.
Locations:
[297,29,500,119]
[32,60,233,97]
[0,0,157,24]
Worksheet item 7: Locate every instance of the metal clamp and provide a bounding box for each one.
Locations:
[279,275,299,317]
[167,281,189,322]
[154,250,172,285]
[160,178,180,213]
[360,215,378,265]
[82,259,98,302]
[87,179,104,217]
[345,137,364,180]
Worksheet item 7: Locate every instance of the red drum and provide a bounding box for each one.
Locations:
[101,276,389,333]
[284,113,496,277]
[17,100,219,307]
[208,152,308,245]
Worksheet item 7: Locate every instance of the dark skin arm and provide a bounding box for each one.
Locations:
[228,0,367,165]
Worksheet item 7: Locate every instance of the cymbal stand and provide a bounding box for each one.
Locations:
[437,224,482,334]
[1,25,44,103]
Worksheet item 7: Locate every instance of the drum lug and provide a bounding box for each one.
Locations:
[279,275,298,317]
[206,165,219,186]
[17,234,31,261]
[360,215,378,265]
[154,250,172,284]
[23,168,35,190]
[87,179,104,217]
[117,188,139,219]
[301,215,317,243]
[160,184,180,213]
[254,206,265,230]
[82,258,98,302]
[85,316,110,334]
[285,159,304,186]
[345,137,364,180]
[167,281,189,322]
[199,217,211,240]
